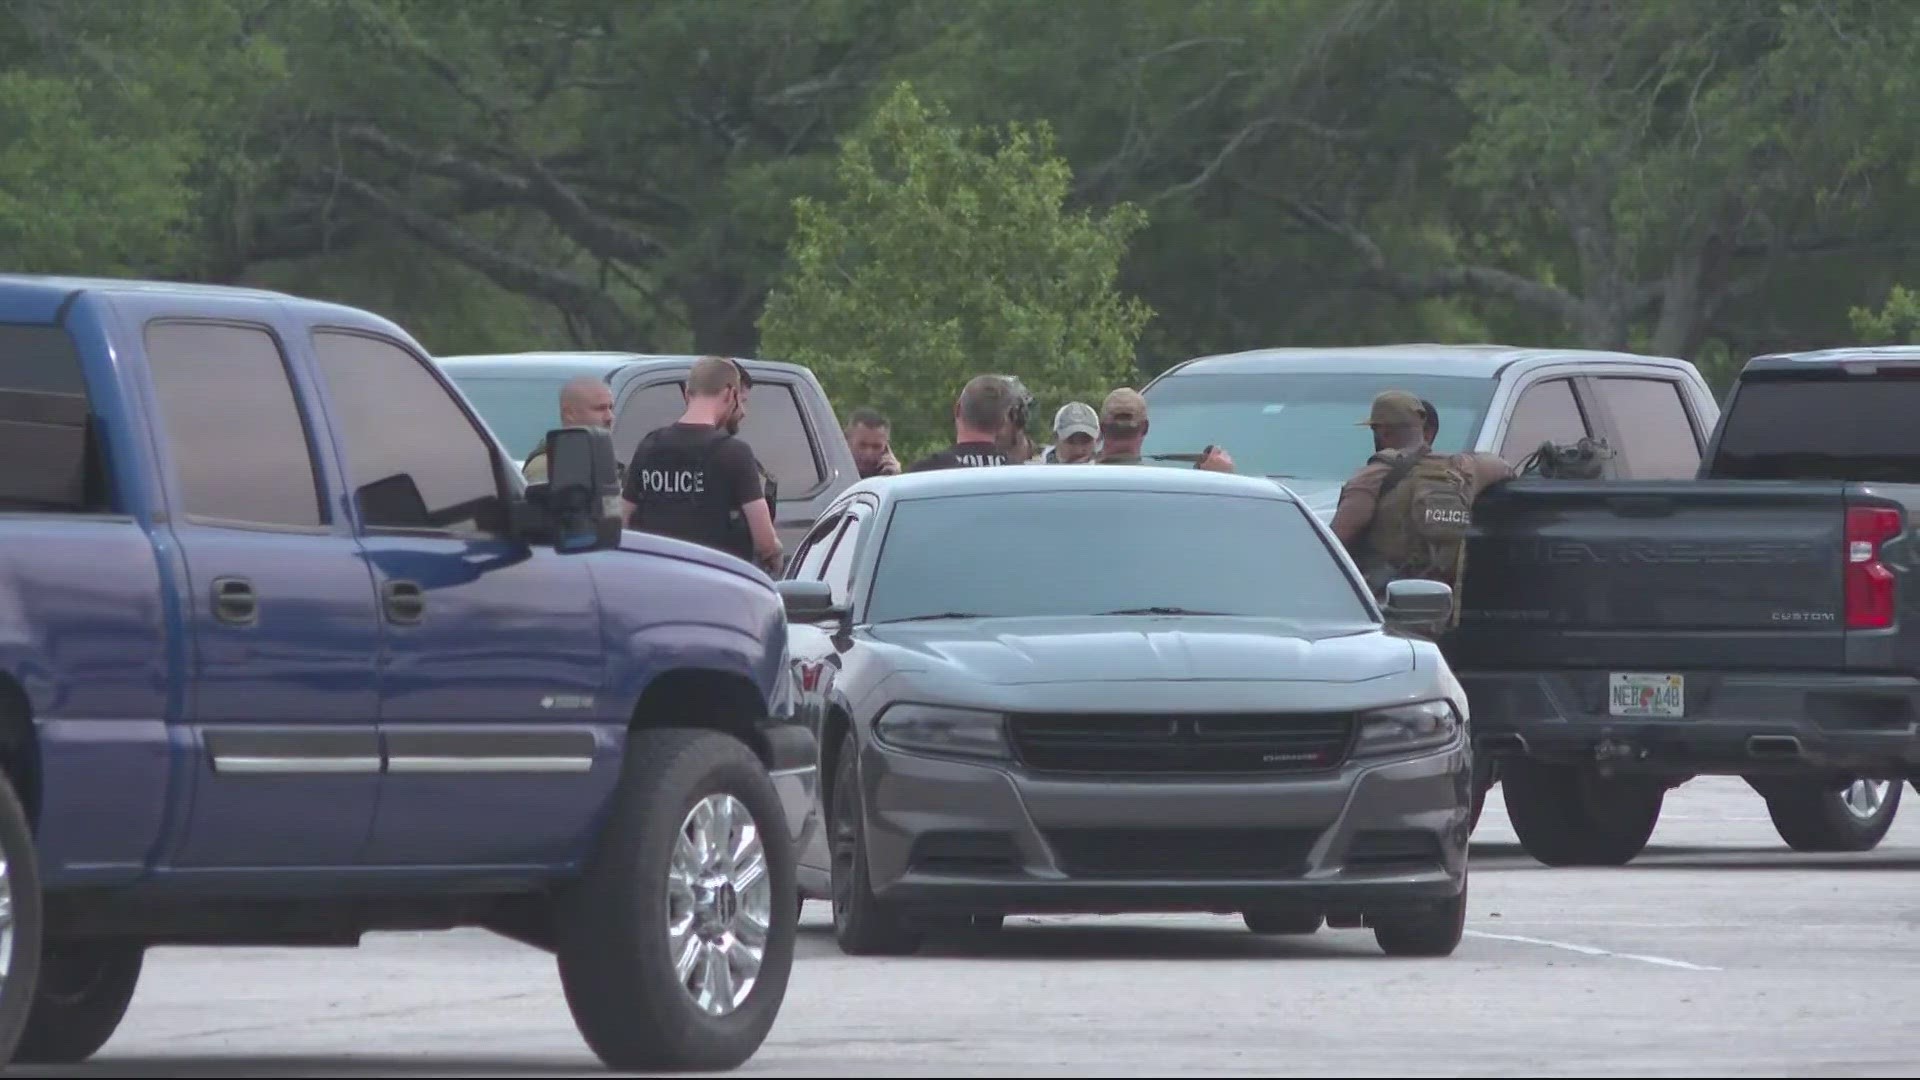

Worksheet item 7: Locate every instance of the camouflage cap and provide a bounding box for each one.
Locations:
[1101,387,1148,436]
[1358,389,1427,429]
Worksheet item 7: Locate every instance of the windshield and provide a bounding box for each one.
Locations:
[865,490,1371,624]
[1139,372,1497,480]
[443,374,576,461]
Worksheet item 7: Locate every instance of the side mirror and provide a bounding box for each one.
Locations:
[777,580,844,623]
[1383,578,1453,628]
[546,426,623,553]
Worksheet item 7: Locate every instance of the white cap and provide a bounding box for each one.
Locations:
[1053,401,1099,441]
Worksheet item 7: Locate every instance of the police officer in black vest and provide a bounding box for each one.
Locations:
[622,355,783,573]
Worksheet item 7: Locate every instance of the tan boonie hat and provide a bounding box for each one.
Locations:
[1101,387,1148,436]
[1358,389,1426,428]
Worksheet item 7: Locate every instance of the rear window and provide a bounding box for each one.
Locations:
[0,324,107,510]
[1708,375,1920,482]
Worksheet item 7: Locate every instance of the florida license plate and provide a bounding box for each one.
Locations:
[1608,673,1684,718]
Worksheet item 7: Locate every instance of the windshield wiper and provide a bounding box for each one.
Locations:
[881,611,986,624]
[1096,606,1235,616]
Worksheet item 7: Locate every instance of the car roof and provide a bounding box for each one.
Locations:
[1150,343,1695,382]
[434,351,818,382]
[1741,345,1920,375]
[844,464,1300,505]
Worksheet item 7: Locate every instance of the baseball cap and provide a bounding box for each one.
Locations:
[1053,401,1099,441]
[1358,390,1426,428]
[1101,388,1148,436]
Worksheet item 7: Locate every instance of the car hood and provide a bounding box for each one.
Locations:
[864,615,1409,686]
[615,529,769,583]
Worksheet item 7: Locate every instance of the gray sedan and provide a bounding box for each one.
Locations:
[776,465,1472,958]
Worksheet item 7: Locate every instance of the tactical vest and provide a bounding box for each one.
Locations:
[1363,448,1475,596]
[627,427,752,562]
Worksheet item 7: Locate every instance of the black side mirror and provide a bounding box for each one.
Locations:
[546,426,622,553]
[1383,578,1453,629]
[777,580,844,623]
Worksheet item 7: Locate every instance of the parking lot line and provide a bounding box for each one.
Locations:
[1466,929,1721,971]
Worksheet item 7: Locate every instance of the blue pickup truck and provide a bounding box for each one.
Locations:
[0,275,809,1071]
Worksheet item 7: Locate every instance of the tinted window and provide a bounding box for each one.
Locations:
[615,378,822,496]
[743,384,823,494]
[311,332,503,534]
[447,374,605,461]
[787,515,844,580]
[1139,372,1496,481]
[820,514,862,605]
[1709,375,1920,482]
[612,382,687,464]
[0,324,102,509]
[1594,378,1699,479]
[146,322,322,528]
[867,491,1369,624]
[1500,378,1589,464]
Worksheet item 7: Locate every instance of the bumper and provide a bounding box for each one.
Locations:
[857,738,1470,917]
[1461,670,1920,776]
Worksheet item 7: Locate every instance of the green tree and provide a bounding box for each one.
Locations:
[1850,285,1920,345]
[758,83,1153,456]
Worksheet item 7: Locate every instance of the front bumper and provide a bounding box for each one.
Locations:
[1461,670,1920,776]
[857,738,1470,917]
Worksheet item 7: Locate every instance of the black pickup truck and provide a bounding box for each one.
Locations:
[1450,347,1920,865]
[1138,343,1920,867]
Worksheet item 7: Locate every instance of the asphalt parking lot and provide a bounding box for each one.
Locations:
[19,775,1920,1078]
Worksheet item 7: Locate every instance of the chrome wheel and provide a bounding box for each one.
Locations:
[666,793,769,1018]
[1840,779,1892,821]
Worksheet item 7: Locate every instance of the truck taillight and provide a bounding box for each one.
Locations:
[1845,505,1903,630]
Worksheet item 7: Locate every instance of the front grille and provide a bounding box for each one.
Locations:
[1044,828,1319,878]
[1008,712,1355,776]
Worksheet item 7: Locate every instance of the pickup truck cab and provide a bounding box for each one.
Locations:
[1141,344,1916,864]
[435,352,859,554]
[0,276,808,1071]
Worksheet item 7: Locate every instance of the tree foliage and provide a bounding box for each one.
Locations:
[5,0,1920,406]
[758,83,1152,453]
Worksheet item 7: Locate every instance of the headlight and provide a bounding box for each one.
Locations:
[873,704,1010,760]
[1353,700,1461,757]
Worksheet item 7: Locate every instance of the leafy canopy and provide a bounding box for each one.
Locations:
[758,82,1152,455]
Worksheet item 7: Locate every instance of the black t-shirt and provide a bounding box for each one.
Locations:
[907,441,1008,472]
[623,423,765,559]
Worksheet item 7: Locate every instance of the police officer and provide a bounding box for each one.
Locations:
[1330,390,1510,604]
[522,375,615,482]
[906,374,1025,471]
[622,355,782,573]
[1092,388,1235,471]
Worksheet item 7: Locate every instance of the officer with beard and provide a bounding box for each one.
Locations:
[622,355,783,573]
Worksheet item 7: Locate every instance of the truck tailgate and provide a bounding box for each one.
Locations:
[1448,479,1851,672]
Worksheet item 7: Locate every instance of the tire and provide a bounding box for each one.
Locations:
[1761,776,1902,853]
[554,727,796,1074]
[1502,761,1665,867]
[1242,907,1323,935]
[13,942,143,1065]
[1372,871,1468,958]
[0,771,42,1069]
[827,730,921,956]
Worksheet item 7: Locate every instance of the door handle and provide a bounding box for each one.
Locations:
[212,577,256,626]
[383,580,425,624]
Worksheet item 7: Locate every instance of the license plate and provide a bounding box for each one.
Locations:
[1608,673,1683,718]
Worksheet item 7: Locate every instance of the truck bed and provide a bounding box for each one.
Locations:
[1442,477,1920,774]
